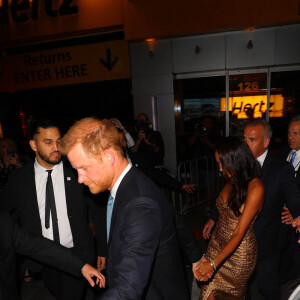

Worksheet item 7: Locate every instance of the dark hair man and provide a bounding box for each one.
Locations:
[60,117,206,299]
[203,119,300,300]
[2,119,102,300]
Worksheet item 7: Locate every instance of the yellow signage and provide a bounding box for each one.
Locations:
[0,40,131,92]
[0,0,123,44]
[220,95,284,118]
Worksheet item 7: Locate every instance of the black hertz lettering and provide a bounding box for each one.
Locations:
[0,0,78,25]
[232,102,243,113]
[232,100,267,114]
[24,52,72,67]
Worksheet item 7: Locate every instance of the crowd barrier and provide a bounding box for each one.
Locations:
[163,155,224,214]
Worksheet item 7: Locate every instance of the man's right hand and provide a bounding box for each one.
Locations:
[282,206,293,225]
[81,264,105,288]
[203,219,215,240]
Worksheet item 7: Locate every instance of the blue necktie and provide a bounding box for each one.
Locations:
[106,194,114,241]
[290,151,297,165]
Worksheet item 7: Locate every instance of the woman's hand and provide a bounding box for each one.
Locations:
[193,256,214,281]
[198,259,214,279]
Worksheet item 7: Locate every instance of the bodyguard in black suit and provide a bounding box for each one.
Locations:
[0,211,105,300]
[276,116,300,288]
[61,117,205,300]
[1,120,100,300]
[277,115,300,187]
[204,119,300,300]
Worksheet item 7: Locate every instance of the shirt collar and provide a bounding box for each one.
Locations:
[34,158,61,173]
[110,162,132,199]
[257,149,268,167]
[289,149,300,155]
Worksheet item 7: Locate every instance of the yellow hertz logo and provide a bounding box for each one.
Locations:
[220,95,284,118]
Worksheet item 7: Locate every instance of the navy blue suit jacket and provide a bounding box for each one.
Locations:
[100,167,201,300]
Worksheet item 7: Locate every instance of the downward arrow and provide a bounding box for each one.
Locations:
[100,49,119,71]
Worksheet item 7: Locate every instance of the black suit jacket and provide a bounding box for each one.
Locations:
[210,151,300,261]
[277,145,300,187]
[255,151,300,260]
[1,160,97,272]
[100,167,201,300]
[0,211,84,300]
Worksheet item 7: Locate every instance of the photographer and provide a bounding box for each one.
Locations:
[130,113,165,168]
[187,116,221,206]
[0,137,23,192]
[187,116,220,159]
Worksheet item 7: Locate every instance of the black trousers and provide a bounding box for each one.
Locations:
[256,253,281,300]
[41,266,87,300]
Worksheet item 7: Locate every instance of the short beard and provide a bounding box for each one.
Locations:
[37,150,62,166]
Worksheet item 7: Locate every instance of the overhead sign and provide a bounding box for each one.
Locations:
[220,95,284,118]
[0,0,123,44]
[0,40,131,92]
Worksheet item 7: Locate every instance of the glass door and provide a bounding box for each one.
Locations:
[227,71,268,137]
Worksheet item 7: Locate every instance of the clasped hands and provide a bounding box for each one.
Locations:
[192,256,214,282]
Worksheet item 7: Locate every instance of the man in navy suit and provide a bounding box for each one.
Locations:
[2,119,102,300]
[204,119,300,300]
[60,117,205,300]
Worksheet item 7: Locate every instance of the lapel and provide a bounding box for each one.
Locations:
[62,161,74,215]
[261,151,272,182]
[107,167,135,245]
[25,164,43,232]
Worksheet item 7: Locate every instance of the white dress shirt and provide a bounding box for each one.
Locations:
[287,149,300,175]
[110,162,132,199]
[34,160,73,248]
[257,149,268,167]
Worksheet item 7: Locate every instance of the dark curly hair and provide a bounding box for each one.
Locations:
[216,136,261,217]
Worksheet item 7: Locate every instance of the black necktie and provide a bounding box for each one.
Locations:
[45,170,60,242]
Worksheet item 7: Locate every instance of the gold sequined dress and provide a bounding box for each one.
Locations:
[200,195,258,300]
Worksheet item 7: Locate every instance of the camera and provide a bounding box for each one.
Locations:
[195,124,208,137]
[135,119,154,143]
[7,149,16,158]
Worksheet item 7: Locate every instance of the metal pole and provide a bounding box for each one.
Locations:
[226,71,230,136]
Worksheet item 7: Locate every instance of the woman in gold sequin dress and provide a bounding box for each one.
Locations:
[197,137,264,300]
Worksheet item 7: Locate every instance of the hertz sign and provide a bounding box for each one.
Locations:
[220,95,284,119]
[0,0,78,24]
[0,1,123,43]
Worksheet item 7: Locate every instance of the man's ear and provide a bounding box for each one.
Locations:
[103,149,115,165]
[264,137,271,149]
[29,139,37,152]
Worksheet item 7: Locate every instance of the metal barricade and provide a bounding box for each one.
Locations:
[175,155,224,214]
